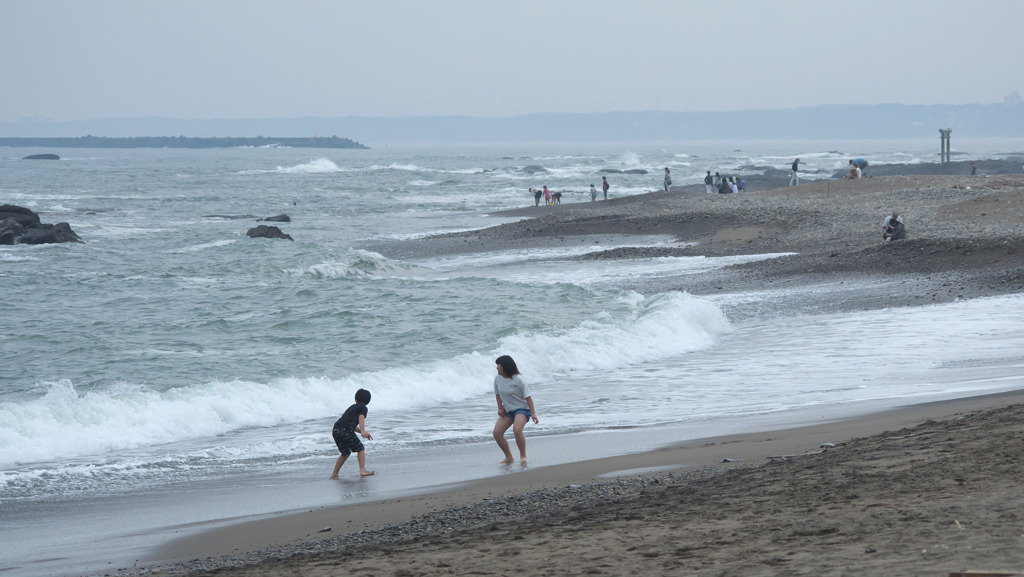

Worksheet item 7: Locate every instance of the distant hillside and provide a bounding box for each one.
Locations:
[2,103,1022,142]
[0,135,367,149]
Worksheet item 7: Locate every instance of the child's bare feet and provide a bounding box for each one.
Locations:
[520,457,528,464]
[360,470,375,477]
[328,475,338,480]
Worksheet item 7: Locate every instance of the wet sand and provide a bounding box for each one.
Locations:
[137,171,1024,576]
[152,392,1024,577]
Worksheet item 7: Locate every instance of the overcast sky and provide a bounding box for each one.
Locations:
[3,0,1021,122]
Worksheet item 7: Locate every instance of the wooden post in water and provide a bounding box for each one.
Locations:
[939,129,953,163]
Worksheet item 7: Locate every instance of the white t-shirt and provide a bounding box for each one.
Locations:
[494,374,531,413]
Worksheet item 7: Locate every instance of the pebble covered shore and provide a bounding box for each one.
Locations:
[124,172,1024,576]
[132,402,1024,577]
[396,174,1024,314]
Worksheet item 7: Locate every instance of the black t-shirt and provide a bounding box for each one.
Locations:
[334,403,367,431]
[704,174,713,184]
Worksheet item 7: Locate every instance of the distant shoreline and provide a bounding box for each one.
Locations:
[0,135,368,149]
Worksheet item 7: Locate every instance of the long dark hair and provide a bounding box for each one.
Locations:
[495,355,520,378]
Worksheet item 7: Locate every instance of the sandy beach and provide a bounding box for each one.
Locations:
[141,171,1024,576]
[158,393,1024,576]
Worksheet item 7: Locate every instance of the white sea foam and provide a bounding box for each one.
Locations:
[0,251,37,262]
[167,239,238,253]
[0,292,729,469]
[237,158,348,175]
[277,158,344,173]
[374,162,421,171]
[287,249,416,278]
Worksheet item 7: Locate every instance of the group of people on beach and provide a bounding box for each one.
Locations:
[329,354,539,477]
[790,157,870,185]
[844,158,869,180]
[529,186,563,206]
[703,170,744,194]
[532,177,611,206]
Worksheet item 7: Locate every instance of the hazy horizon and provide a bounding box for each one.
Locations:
[3,0,1022,124]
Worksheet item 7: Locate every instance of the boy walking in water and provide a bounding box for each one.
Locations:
[329,388,375,478]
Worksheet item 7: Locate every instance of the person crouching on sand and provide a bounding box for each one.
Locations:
[492,355,538,464]
[882,211,906,242]
[329,388,375,478]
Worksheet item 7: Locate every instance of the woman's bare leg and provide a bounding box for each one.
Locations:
[512,413,529,462]
[493,416,515,463]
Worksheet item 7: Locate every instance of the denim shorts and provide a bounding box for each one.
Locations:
[505,408,532,421]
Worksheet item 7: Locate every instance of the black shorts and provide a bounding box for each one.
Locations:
[332,427,364,456]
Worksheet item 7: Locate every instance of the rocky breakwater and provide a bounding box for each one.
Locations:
[0,204,82,244]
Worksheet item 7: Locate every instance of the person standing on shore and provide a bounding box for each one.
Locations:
[704,171,714,194]
[492,355,538,464]
[713,172,722,189]
[530,187,542,206]
[329,388,375,479]
[789,158,801,186]
[602,176,609,200]
[590,184,597,201]
[543,186,551,205]
[971,162,977,175]
[663,168,672,192]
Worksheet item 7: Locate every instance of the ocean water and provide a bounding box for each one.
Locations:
[2,139,1024,574]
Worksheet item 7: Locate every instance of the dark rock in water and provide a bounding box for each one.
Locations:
[599,168,623,173]
[0,204,82,244]
[739,164,776,172]
[246,225,293,241]
[17,222,82,244]
[521,164,549,174]
[0,221,23,244]
[0,204,42,228]
[763,168,791,178]
[258,214,291,222]
[623,169,648,175]
[22,153,60,160]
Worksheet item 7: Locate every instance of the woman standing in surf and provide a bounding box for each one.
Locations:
[492,355,539,464]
